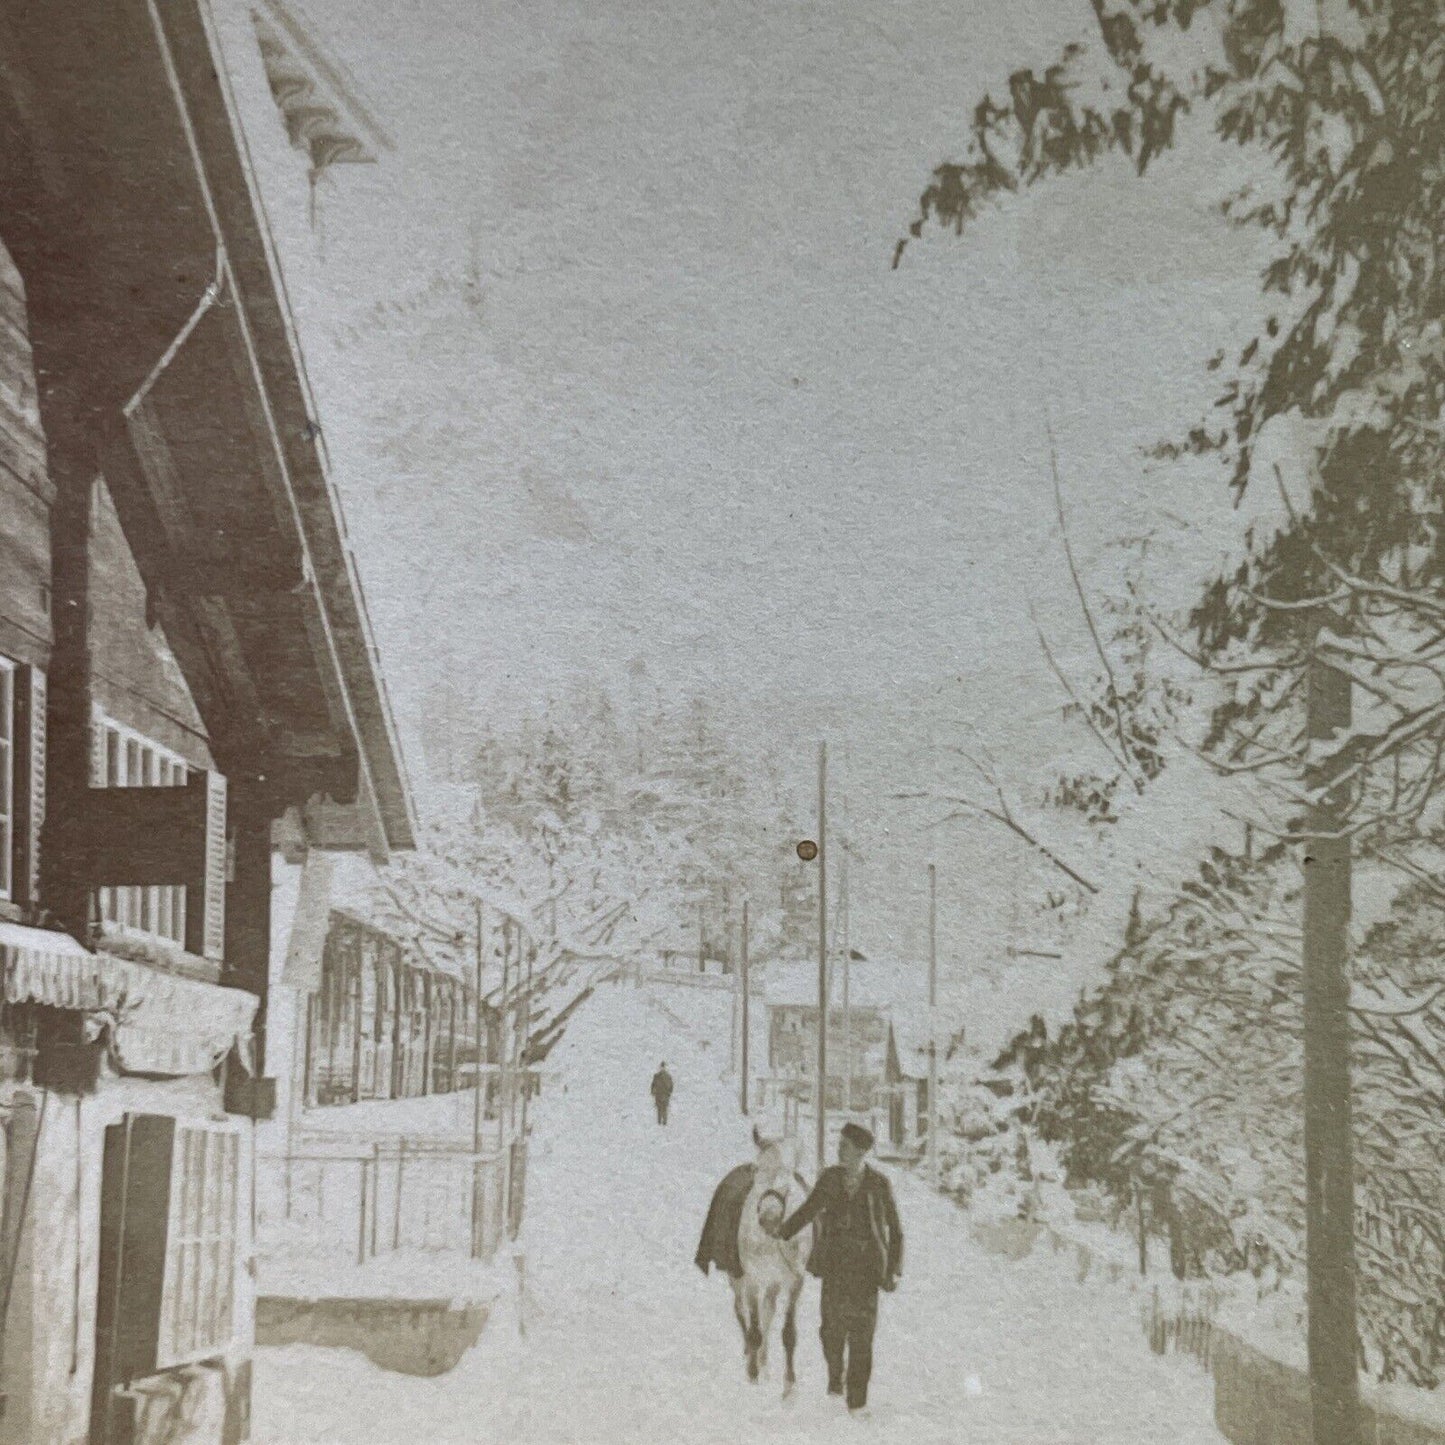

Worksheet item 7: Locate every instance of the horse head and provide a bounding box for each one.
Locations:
[751,1125,798,1192]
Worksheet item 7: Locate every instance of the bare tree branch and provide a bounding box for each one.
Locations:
[1047,424,1145,791]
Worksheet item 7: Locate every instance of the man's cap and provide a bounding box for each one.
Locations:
[840,1122,874,1152]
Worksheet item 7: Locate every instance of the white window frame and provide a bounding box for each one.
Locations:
[0,658,14,901]
[95,716,189,946]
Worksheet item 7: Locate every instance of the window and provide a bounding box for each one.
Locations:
[92,1114,242,1429]
[157,1123,240,1367]
[0,659,13,900]
[95,717,189,944]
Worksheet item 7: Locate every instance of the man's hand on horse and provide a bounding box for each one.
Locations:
[881,1274,898,1292]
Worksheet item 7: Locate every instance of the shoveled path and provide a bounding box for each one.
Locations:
[252,979,1225,1444]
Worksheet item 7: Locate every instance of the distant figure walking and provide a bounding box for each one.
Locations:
[650,1063,673,1125]
[769,1122,902,1416]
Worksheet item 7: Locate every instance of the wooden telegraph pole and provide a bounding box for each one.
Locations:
[498,918,512,1158]
[841,829,852,1116]
[928,862,940,1189]
[519,932,534,1142]
[815,741,828,1175]
[472,900,485,1154]
[470,900,485,1258]
[1303,647,1360,1445]
[841,750,852,1117]
[740,898,751,1116]
[729,903,738,1078]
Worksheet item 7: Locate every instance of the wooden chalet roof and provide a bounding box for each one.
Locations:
[251,0,391,171]
[0,0,413,857]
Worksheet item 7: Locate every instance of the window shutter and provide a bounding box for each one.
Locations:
[12,666,46,908]
[185,771,227,961]
[89,707,107,786]
[202,771,227,960]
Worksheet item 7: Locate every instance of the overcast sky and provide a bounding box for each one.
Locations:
[229,0,1276,1044]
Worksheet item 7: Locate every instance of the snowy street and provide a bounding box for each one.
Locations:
[252,979,1225,1444]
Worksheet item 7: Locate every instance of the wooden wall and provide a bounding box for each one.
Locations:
[88,478,212,770]
[0,241,52,673]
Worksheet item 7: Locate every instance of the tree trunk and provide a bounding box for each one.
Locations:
[1302,648,1361,1445]
[1135,1181,1148,1277]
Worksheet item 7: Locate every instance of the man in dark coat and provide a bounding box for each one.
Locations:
[650,1062,674,1124]
[771,1122,903,1414]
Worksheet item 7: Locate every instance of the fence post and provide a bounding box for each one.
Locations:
[357,1156,368,1266]
[393,1138,407,1252]
[371,1142,380,1258]
[1135,1181,1148,1276]
[469,1157,481,1260]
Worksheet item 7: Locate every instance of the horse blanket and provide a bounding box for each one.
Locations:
[695,1161,815,1279]
[695,1163,756,1278]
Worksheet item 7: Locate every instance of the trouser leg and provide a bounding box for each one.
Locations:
[844,1286,878,1409]
[819,1277,845,1393]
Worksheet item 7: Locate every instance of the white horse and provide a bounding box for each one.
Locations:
[731,1125,812,1392]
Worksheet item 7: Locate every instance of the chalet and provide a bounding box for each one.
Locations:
[880,1017,928,1157]
[761,960,892,1113]
[255,849,614,1279]
[254,891,517,1273]
[756,959,965,1158]
[0,3,412,1442]
[882,1002,973,1157]
[294,909,491,1109]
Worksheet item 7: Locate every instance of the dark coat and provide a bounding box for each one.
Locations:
[779,1164,903,1288]
[651,1069,674,1100]
[695,1163,755,1278]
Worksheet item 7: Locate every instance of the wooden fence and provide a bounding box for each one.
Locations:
[1143,1283,1224,1370]
[259,1137,519,1265]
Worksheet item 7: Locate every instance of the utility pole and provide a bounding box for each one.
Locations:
[726,880,737,1071]
[740,898,750,1116]
[470,900,486,1258]
[498,917,511,1158]
[841,820,851,1116]
[815,740,828,1175]
[840,746,853,1117]
[1302,646,1360,1445]
[928,862,940,1189]
[472,900,485,1155]
[519,931,535,1142]
[724,880,733,975]
[730,951,739,1078]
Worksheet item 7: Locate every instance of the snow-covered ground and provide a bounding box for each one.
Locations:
[252,978,1225,1444]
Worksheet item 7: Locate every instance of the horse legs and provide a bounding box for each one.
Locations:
[781,1276,803,1396]
[731,1278,750,1357]
[755,1284,779,1377]
[745,1296,763,1382]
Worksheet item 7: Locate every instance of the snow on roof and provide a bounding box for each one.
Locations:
[882,995,974,1075]
[651,934,711,957]
[755,957,928,1013]
[886,1013,933,1067]
[328,850,382,912]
